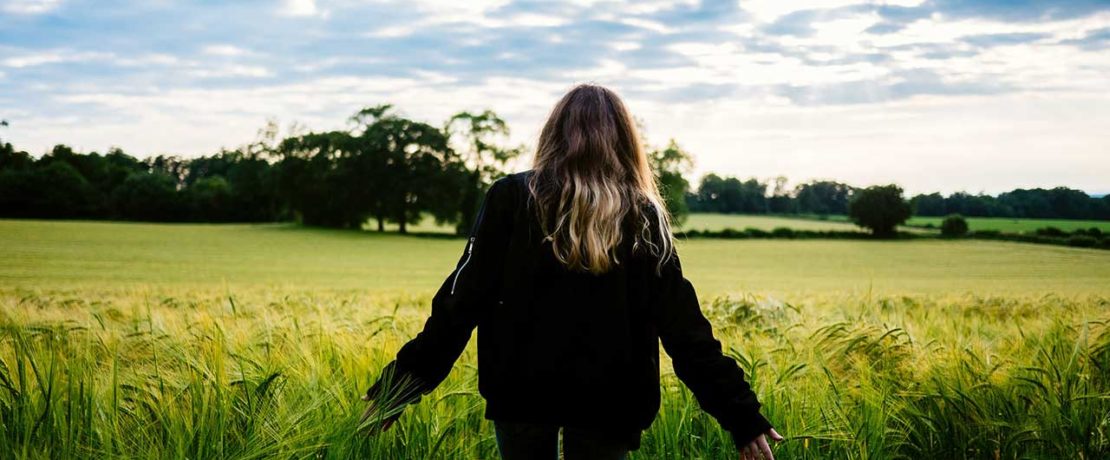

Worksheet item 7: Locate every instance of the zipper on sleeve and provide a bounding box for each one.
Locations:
[450,180,498,296]
[450,236,476,295]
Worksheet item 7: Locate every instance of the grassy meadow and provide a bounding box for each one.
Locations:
[1,219,1109,459]
[317,211,1110,237]
[360,212,866,235]
[685,213,1110,236]
[680,214,860,233]
[905,216,1110,233]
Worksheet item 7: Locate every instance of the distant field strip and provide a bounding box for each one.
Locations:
[2,219,1108,296]
[687,213,1110,234]
[280,212,1110,236]
[906,216,1110,233]
[680,214,860,232]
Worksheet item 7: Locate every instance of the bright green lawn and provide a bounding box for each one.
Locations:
[686,213,1110,235]
[906,216,1110,233]
[2,219,1107,296]
[680,214,860,232]
[370,212,1110,235]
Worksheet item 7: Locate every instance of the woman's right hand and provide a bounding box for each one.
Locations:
[739,428,784,460]
[359,393,401,435]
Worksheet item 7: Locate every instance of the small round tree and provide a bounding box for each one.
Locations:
[848,184,911,238]
[940,214,969,238]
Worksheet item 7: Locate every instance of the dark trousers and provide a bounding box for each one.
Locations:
[494,421,630,460]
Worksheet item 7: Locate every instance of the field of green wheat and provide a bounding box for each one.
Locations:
[1,219,1109,459]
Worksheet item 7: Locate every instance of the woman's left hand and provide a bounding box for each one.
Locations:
[740,428,784,460]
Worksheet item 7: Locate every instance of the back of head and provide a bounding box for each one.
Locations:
[527,84,674,274]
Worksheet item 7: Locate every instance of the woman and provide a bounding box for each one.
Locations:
[362,84,782,460]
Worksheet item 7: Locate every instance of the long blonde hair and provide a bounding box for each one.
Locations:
[527,84,674,274]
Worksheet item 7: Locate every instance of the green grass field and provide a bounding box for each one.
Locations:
[330,211,1110,237]
[686,213,1110,235]
[1,219,1109,459]
[366,212,866,235]
[906,216,1110,233]
[4,219,1108,295]
[680,214,861,233]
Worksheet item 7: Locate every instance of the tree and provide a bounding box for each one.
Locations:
[910,192,946,216]
[185,176,233,221]
[277,130,363,227]
[690,174,767,214]
[767,176,795,214]
[112,172,180,221]
[849,184,911,237]
[0,162,94,217]
[736,178,768,213]
[0,144,34,171]
[795,180,853,216]
[945,192,1006,217]
[689,174,721,212]
[293,105,464,233]
[1046,187,1095,219]
[373,116,460,233]
[145,155,189,184]
[186,123,284,222]
[446,110,523,235]
[940,214,969,238]
[648,139,693,226]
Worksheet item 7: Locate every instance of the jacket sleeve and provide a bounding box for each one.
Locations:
[655,248,773,449]
[365,178,513,407]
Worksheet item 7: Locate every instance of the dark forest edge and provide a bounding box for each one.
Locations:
[1,108,1107,239]
[684,175,1110,221]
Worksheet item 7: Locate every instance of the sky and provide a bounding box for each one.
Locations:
[1,0,1108,195]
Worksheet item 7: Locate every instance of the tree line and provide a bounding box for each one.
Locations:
[0,108,692,234]
[685,174,1110,221]
[2,110,1107,233]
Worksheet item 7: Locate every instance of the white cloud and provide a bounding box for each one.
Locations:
[291,56,385,73]
[402,0,511,25]
[612,16,673,34]
[366,25,417,38]
[741,0,927,22]
[2,0,62,15]
[279,0,322,17]
[126,54,181,66]
[661,42,887,86]
[363,1,560,32]
[202,45,250,57]
[613,41,641,52]
[188,64,273,79]
[33,74,563,159]
[807,12,883,50]
[507,13,567,27]
[559,0,697,14]
[741,0,863,22]
[1,50,113,68]
[564,59,628,81]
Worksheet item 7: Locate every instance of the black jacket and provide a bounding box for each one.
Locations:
[366,170,771,450]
